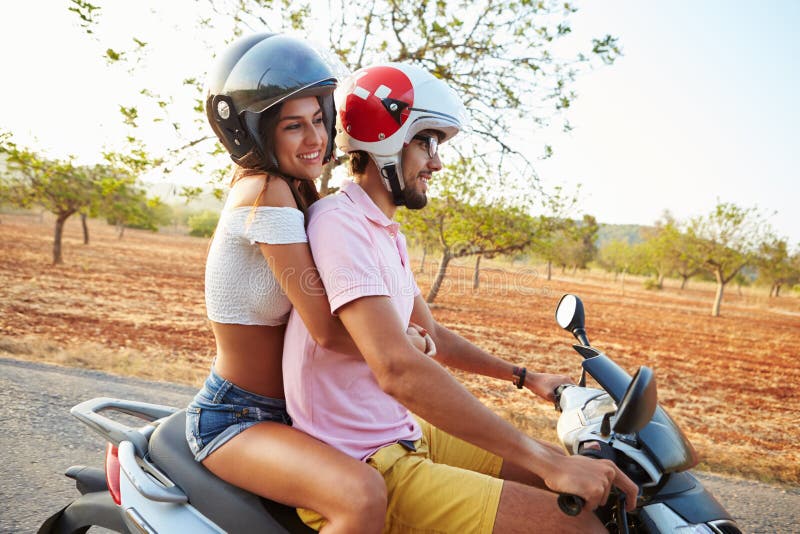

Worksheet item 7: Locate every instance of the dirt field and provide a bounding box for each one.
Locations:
[1,212,798,485]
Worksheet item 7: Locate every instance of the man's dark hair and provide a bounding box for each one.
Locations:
[347,150,371,175]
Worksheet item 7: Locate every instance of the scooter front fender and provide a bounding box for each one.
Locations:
[37,491,127,534]
[643,471,735,527]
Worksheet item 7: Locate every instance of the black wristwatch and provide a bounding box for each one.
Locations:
[512,366,527,389]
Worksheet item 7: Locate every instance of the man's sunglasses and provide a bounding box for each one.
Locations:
[412,134,439,159]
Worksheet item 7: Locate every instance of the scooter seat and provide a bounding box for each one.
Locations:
[149,410,314,534]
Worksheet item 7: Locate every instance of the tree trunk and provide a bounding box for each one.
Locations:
[775,284,782,298]
[117,223,125,239]
[319,160,334,196]
[426,251,452,303]
[680,275,689,290]
[473,255,482,290]
[418,247,427,274]
[546,260,552,281]
[53,213,70,264]
[620,268,627,295]
[81,213,89,245]
[657,272,665,289]
[711,269,725,317]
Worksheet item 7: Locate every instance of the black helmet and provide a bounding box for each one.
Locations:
[206,33,338,171]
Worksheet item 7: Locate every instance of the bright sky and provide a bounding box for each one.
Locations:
[536,1,800,245]
[2,1,798,245]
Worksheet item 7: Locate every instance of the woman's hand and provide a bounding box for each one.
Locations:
[407,322,436,356]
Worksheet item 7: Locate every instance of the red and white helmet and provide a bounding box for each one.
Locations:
[335,63,467,204]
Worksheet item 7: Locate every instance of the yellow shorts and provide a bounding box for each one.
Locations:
[298,418,504,533]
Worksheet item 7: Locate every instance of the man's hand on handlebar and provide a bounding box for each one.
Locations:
[525,372,575,402]
[544,454,638,513]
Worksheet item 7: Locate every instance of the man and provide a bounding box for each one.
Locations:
[283,63,637,533]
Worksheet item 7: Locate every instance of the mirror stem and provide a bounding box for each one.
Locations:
[573,328,590,347]
[601,412,612,437]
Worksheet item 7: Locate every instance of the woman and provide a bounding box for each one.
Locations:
[186,33,426,533]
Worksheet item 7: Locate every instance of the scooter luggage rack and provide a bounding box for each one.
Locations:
[70,397,178,457]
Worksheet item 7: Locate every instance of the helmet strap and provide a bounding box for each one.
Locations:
[380,164,406,206]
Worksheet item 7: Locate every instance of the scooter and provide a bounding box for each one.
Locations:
[39,294,742,533]
[552,293,741,533]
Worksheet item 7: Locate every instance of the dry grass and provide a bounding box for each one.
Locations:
[1,212,798,486]
[0,335,207,385]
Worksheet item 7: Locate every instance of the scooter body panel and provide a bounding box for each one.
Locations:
[119,470,224,533]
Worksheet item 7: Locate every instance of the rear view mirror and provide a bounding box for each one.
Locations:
[555,294,584,331]
[555,294,589,347]
[613,366,657,435]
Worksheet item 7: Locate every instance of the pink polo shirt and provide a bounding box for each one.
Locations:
[282,180,422,460]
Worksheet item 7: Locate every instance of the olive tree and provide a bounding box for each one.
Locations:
[0,140,97,264]
[396,158,534,303]
[756,238,799,297]
[687,202,774,317]
[0,134,159,262]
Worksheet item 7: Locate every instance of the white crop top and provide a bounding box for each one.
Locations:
[205,206,307,326]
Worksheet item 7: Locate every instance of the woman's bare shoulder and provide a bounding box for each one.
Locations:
[228,174,297,209]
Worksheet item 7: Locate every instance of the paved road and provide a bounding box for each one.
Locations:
[0,357,196,533]
[0,357,798,533]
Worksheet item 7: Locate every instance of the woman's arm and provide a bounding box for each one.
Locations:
[236,176,358,353]
[261,239,359,354]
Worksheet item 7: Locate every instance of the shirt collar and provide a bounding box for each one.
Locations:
[341,180,399,232]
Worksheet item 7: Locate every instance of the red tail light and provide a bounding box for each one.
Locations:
[105,443,122,505]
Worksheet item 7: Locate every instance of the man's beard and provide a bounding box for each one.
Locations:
[402,179,428,210]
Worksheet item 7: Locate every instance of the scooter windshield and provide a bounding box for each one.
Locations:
[582,353,698,473]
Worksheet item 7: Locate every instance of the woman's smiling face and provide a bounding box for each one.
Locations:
[273,96,327,181]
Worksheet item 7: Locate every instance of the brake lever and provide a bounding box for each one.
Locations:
[616,493,629,534]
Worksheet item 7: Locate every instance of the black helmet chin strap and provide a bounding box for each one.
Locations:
[381,164,406,206]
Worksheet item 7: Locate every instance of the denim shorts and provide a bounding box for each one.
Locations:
[185,367,291,462]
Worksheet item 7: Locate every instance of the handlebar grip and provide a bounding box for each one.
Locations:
[557,493,585,516]
[553,384,573,411]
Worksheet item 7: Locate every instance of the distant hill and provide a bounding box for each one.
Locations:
[596,223,649,248]
[143,181,225,212]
